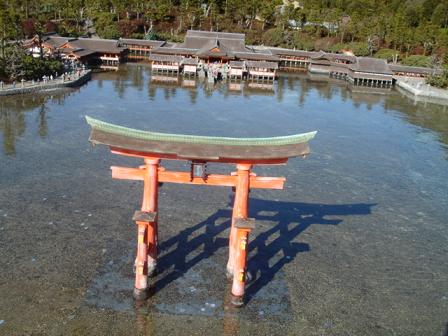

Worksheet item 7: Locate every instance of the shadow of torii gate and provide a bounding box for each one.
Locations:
[86,116,318,306]
[153,198,375,303]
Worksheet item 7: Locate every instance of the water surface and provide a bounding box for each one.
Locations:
[0,64,447,336]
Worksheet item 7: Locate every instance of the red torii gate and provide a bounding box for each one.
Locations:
[86,117,316,306]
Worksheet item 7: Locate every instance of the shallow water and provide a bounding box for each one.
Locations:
[0,64,447,336]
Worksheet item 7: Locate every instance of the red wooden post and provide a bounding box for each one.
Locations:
[134,222,148,300]
[133,157,159,300]
[231,226,252,306]
[143,158,160,276]
[87,116,315,306]
[227,164,251,299]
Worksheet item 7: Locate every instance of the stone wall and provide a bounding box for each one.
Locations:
[0,70,92,97]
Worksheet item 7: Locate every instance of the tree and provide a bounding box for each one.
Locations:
[0,7,19,58]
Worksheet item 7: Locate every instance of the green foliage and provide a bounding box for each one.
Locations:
[0,42,61,81]
[21,55,63,80]
[155,32,184,43]
[444,53,448,66]
[330,43,346,53]
[97,24,120,39]
[92,12,118,39]
[313,37,337,52]
[426,70,448,88]
[330,42,369,56]
[131,33,144,39]
[375,49,399,62]
[401,55,432,68]
[291,32,314,50]
[144,27,159,40]
[57,21,81,37]
[0,0,447,60]
[347,42,370,56]
[2,43,27,80]
[0,58,7,80]
[262,28,285,47]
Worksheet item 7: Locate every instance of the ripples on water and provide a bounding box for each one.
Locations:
[0,64,447,335]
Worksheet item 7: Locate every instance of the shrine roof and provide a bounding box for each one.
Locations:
[246,61,279,69]
[119,38,166,48]
[149,54,183,62]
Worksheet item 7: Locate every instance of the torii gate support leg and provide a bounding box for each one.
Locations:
[133,158,160,300]
[231,221,254,306]
[227,164,252,306]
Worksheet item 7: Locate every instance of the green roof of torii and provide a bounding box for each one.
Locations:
[86,116,317,147]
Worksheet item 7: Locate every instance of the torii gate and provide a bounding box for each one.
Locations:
[86,116,316,306]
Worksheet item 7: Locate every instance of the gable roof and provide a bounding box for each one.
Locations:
[151,46,197,56]
[120,38,166,48]
[389,64,442,75]
[246,61,279,69]
[182,58,199,65]
[229,61,244,68]
[178,30,249,54]
[311,51,356,63]
[149,54,183,63]
[351,57,393,75]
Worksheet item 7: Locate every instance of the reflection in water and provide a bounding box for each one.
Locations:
[384,96,448,150]
[0,91,73,155]
[222,285,240,336]
[1,65,448,158]
[29,68,448,184]
[1,64,448,335]
[134,298,156,336]
[0,64,448,155]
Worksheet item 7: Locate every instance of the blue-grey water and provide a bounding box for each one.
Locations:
[0,64,447,336]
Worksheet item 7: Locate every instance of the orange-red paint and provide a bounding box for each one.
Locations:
[111,151,287,305]
[111,167,285,189]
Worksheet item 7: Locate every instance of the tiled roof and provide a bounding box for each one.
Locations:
[182,58,199,65]
[389,64,442,75]
[149,54,183,62]
[246,61,279,69]
[151,47,197,56]
[351,57,393,75]
[229,61,244,67]
[120,38,165,48]
[269,48,320,58]
[185,30,245,40]
[179,30,248,53]
[235,51,280,61]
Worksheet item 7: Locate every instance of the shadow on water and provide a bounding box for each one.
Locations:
[154,197,375,301]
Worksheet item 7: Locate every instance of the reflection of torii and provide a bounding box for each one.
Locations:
[86,116,317,306]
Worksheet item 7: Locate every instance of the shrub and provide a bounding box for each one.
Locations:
[314,37,336,52]
[347,42,369,56]
[57,22,81,37]
[21,56,64,80]
[0,58,7,81]
[155,32,184,43]
[131,33,144,39]
[329,43,347,53]
[99,25,121,39]
[426,69,448,88]
[262,28,285,47]
[401,55,432,68]
[375,49,399,62]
